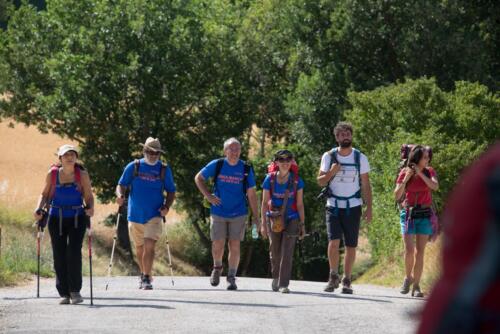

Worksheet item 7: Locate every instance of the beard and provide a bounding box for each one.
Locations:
[339,140,352,148]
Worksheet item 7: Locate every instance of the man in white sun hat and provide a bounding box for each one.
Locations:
[116,137,176,290]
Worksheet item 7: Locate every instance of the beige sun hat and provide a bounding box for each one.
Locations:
[139,137,165,153]
[57,144,79,157]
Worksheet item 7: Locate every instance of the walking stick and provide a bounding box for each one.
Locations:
[163,217,175,286]
[105,210,121,290]
[35,209,47,298]
[86,218,94,305]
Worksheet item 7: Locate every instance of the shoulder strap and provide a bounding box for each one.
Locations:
[133,159,140,178]
[269,172,277,199]
[49,166,60,199]
[353,149,361,188]
[213,158,224,188]
[242,162,252,195]
[328,148,338,170]
[74,165,82,193]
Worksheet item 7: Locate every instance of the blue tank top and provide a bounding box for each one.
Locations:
[49,171,84,218]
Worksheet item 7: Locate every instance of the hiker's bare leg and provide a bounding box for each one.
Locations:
[143,238,156,276]
[327,239,341,271]
[228,239,240,269]
[403,234,415,279]
[135,245,144,274]
[413,235,428,284]
[344,246,356,278]
[212,240,225,263]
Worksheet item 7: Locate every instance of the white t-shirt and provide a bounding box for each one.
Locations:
[320,148,370,208]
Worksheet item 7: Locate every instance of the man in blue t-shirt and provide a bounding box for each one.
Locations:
[116,137,176,290]
[194,137,259,290]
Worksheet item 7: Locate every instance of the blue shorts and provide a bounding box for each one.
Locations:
[400,210,432,235]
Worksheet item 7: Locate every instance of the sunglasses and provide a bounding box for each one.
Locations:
[145,150,160,156]
[277,157,292,163]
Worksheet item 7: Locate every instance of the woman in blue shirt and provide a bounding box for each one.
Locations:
[33,145,94,305]
[260,150,305,293]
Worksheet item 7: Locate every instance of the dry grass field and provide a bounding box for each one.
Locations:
[0,119,183,224]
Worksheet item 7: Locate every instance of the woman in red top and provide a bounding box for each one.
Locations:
[394,145,439,297]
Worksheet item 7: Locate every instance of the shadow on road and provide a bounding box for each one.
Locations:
[290,291,392,303]
[95,296,288,308]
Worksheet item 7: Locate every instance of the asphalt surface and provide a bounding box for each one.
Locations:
[0,276,423,333]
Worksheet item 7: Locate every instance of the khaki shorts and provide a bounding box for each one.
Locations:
[129,217,163,247]
[210,214,247,241]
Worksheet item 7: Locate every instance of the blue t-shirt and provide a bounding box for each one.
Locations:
[200,159,256,218]
[262,173,304,220]
[118,159,176,224]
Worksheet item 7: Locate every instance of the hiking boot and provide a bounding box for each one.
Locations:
[143,275,153,290]
[279,287,290,294]
[341,277,353,294]
[59,296,70,305]
[411,284,424,298]
[70,292,83,304]
[271,279,279,292]
[324,272,340,292]
[139,273,144,289]
[226,275,237,291]
[400,277,413,295]
[210,266,223,287]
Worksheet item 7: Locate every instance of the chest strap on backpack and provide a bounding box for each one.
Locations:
[327,148,362,216]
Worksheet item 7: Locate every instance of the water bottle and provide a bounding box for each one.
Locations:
[251,223,259,239]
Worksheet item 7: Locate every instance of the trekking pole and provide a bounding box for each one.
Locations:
[105,210,121,290]
[35,209,47,298]
[36,224,42,298]
[86,218,94,305]
[163,217,175,286]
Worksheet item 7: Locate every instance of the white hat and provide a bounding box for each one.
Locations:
[57,144,79,157]
[139,137,165,153]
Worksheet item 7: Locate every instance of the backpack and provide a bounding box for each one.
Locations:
[266,160,300,212]
[322,148,362,212]
[48,163,83,199]
[213,158,252,196]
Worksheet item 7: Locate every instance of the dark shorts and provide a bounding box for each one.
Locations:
[325,206,361,247]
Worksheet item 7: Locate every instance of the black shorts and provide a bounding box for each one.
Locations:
[325,206,361,247]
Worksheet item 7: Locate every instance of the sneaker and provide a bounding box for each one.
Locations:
[59,296,70,305]
[324,272,340,292]
[69,292,83,304]
[139,273,144,289]
[341,277,353,294]
[210,266,223,287]
[143,275,153,290]
[271,279,279,292]
[400,277,413,295]
[226,275,237,291]
[411,284,424,298]
[279,287,290,294]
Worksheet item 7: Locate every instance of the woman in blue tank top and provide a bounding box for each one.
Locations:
[33,144,95,305]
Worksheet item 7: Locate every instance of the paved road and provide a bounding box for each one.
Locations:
[0,276,423,333]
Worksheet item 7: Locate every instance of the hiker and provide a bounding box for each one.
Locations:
[260,149,305,293]
[317,121,372,294]
[33,144,94,304]
[394,145,438,297]
[194,137,259,290]
[116,137,176,290]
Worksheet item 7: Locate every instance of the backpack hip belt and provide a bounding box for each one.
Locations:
[50,204,85,236]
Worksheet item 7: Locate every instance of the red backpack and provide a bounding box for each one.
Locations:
[267,160,300,211]
[417,143,500,333]
[48,164,83,199]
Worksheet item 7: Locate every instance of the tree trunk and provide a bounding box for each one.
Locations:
[191,207,211,252]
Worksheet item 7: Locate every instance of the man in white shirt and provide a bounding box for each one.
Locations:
[317,122,372,294]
